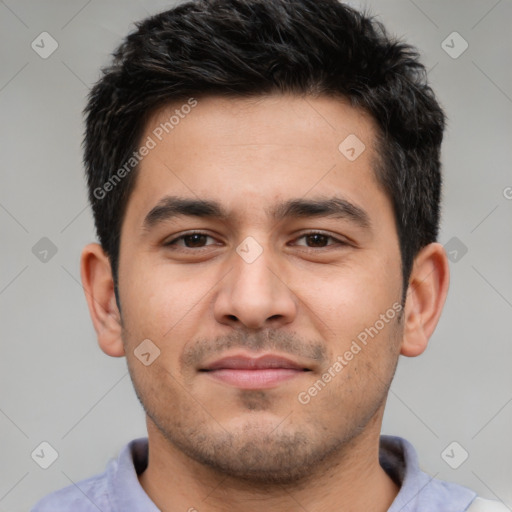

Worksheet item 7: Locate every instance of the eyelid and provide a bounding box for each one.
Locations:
[163,230,349,249]
[290,230,349,247]
[163,230,219,247]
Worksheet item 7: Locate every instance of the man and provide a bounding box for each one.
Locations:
[31,0,506,510]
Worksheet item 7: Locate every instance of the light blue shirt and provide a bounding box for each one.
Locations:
[31,435,479,511]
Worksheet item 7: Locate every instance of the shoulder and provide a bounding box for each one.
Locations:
[30,438,148,512]
[466,497,511,512]
[30,472,110,512]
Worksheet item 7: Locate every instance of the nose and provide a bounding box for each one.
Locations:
[213,240,298,330]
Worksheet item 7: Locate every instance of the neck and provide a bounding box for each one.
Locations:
[137,413,400,512]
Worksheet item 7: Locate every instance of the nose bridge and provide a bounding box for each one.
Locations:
[214,233,297,328]
[232,233,280,298]
[234,235,275,292]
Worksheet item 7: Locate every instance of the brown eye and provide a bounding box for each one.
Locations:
[293,232,345,248]
[164,232,215,249]
[303,233,330,247]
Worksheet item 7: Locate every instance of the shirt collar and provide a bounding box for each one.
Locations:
[108,437,160,511]
[108,435,476,511]
[380,435,476,511]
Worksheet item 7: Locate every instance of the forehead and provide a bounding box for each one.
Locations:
[146,93,376,153]
[123,94,391,231]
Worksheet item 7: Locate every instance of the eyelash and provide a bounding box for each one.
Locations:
[163,230,348,251]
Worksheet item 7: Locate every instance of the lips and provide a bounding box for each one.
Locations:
[202,354,309,371]
[200,353,311,389]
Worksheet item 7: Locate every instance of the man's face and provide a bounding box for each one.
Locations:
[117,94,404,483]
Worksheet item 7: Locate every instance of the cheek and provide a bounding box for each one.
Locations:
[302,265,402,366]
[120,260,215,372]
[121,258,183,329]
[308,266,395,320]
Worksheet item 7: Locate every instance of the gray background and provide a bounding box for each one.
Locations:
[1,0,511,510]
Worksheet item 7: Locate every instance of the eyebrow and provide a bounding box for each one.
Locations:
[142,195,371,232]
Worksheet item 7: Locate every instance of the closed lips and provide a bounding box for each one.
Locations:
[201,355,311,371]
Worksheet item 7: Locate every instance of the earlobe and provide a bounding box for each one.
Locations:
[80,243,125,357]
[400,242,450,357]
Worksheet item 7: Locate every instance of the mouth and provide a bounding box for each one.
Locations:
[200,353,312,389]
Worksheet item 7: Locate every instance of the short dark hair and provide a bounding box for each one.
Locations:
[83,0,445,308]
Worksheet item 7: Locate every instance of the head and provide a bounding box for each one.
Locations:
[81,0,449,484]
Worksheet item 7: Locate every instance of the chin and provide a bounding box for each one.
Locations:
[166,418,345,486]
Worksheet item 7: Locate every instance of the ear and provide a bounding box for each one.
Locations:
[80,243,125,357]
[400,242,450,357]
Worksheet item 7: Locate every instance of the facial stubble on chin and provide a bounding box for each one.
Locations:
[123,320,404,487]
